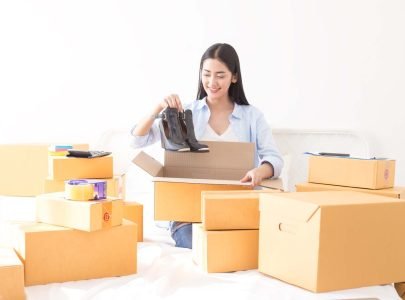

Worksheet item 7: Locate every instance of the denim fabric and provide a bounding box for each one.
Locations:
[130,98,284,178]
[170,222,192,249]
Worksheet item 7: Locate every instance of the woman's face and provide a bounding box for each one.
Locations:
[201,58,237,102]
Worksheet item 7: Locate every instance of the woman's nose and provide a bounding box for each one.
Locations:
[208,76,217,86]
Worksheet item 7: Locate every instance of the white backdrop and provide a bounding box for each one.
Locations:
[1,0,404,184]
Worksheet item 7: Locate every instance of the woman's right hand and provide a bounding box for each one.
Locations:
[160,94,184,112]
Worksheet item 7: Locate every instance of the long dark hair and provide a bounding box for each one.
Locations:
[196,43,249,105]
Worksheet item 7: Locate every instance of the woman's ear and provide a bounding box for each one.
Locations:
[232,74,238,83]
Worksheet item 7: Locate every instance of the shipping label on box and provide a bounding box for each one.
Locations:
[192,224,258,273]
[10,220,137,286]
[36,192,123,232]
[123,201,143,242]
[0,247,25,300]
[296,182,405,199]
[259,191,405,292]
[308,155,395,189]
[48,155,113,180]
[202,189,281,230]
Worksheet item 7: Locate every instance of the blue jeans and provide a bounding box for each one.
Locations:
[170,222,192,249]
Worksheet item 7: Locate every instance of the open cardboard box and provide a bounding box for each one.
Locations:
[132,141,282,222]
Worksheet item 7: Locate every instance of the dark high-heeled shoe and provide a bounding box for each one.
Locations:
[179,109,209,152]
[158,107,190,152]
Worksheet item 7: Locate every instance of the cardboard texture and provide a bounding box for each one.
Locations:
[192,224,258,273]
[44,176,122,197]
[395,282,405,300]
[308,155,395,189]
[48,155,113,180]
[0,143,88,196]
[0,247,25,300]
[11,220,137,286]
[36,192,123,232]
[133,141,282,222]
[259,191,405,292]
[201,189,281,230]
[296,182,405,199]
[154,181,251,222]
[123,201,144,242]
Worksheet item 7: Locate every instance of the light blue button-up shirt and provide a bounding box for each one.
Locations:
[131,98,283,178]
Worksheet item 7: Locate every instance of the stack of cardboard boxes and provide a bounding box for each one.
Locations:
[295,154,404,198]
[258,154,405,293]
[192,190,280,272]
[0,143,144,298]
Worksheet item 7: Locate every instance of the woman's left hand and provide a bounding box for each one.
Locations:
[240,163,274,187]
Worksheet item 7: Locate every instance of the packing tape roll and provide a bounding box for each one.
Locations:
[65,179,107,201]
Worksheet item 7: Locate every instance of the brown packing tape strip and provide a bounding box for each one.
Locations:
[102,202,113,229]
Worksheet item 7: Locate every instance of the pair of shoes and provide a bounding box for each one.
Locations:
[158,107,209,152]
[179,110,209,152]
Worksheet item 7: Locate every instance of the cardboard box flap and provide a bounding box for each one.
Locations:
[132,151,163,177]
[152,177,251,185]
[164,141,255,170]
[260,178,284,191]
[260,194,320,223]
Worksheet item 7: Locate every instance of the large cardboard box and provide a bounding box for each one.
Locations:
[0,247,25,300]
[10,220,137,286]
[192,224,258,273]
[132,141,282,222]
[123,201,143,242]
[259,191,405,292]
[296,182,405,199]
[201,189,281,230]
[0,143,88,196]
[43,175,122,197]
[48,155,113,180]
[308,155,395,189]
[36,192,123,231]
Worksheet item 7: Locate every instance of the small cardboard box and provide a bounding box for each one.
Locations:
[43,175,122,197]
[0,143,88,196]
[48,155,113,181]
[202,189,281,230]
[192,224,258,273]
[36,192,123,232]
[10,220,137,286]
[132,141,282,222]
[0,247,25,300]
[308,155,395,189]
[259,191,405,292]
[123,201,143,242]
[296,182,405,199]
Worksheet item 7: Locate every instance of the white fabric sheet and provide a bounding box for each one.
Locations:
[0,195,401,300]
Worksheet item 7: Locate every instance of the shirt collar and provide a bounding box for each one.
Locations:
[231,102,243,119]
[197,97,243,119]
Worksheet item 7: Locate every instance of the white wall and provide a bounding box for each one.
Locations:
[1,0,404,184]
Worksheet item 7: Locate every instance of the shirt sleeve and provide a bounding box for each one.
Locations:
[130,121,161,149]
[255,111,284,178]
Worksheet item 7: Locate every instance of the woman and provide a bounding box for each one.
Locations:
[131,43,283,249]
